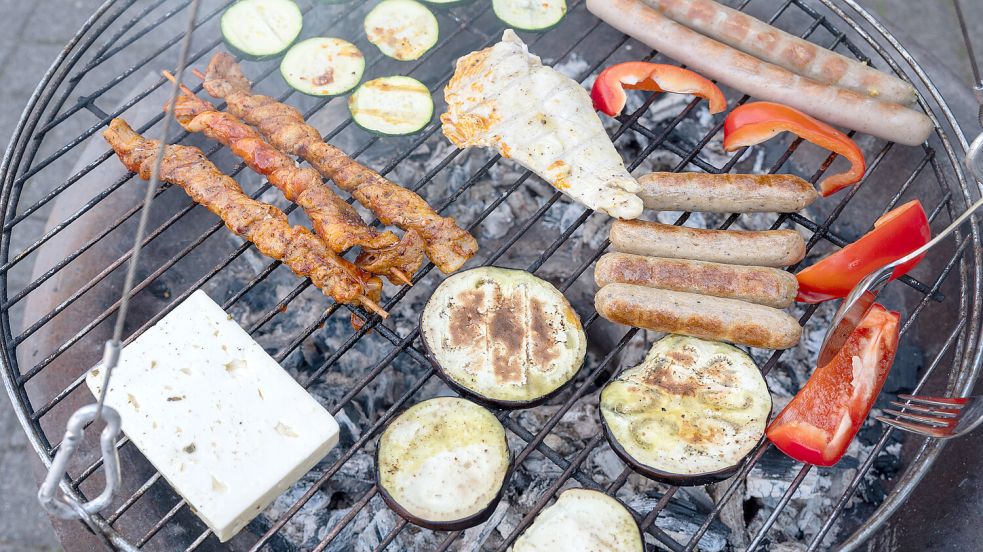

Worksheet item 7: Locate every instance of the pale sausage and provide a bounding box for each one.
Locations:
[609,219,806,267]
[595,283,802,349]
[637,172,818,213]
[594,252,798,308]
[644,0,917,105]
[586,0,933,146]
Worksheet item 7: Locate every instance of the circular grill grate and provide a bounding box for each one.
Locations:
[1,0,980,550]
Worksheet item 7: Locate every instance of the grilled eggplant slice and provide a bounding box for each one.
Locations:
[511,488,643,552]
[376,397,511,530]
[420,267,587,408]
[600,335,771,486]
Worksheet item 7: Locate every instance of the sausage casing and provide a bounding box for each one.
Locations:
[609,219,806,268]
[637,172,818,213]
[595,252,798,308]
[586,0,932,146]
[595,283,802,349]
[644,0,917,105]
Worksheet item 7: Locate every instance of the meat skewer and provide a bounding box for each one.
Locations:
[161,71,422,286]
[103,118,387,317]
[194,53,479,274]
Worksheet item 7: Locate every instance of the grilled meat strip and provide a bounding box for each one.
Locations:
[168,85,424,285]
[103,118,383,308]
[200,52,479,274]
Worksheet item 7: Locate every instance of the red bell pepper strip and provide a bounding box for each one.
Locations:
[591,62,726,117]
[722,102,866,197]
[766,303,900,467]
[796,200,931,303]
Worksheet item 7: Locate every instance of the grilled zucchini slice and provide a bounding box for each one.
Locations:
[279,37,365,96]
[600,335,772,486]
[492,0,567,31]
[421,267,587,407]
[512,489,643,552]
[364,0,439,61]
[349,76,433,135]
[376,398,511,530]
[221,0,303,60]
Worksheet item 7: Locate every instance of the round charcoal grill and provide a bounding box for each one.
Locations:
[1,0,981,550]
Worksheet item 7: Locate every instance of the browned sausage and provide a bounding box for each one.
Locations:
[637,172,818,213]
[609,219,806,267]
[594,252,798,308]
[595,283,802,349]
[644,0,916,105]
[586,0,933,146]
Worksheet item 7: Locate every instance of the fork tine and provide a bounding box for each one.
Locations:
[875,415,955,438]
[889,400,961,416]
[897,394,969,407]
[882,408,957,426]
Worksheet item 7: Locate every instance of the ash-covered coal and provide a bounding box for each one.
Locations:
[218,74,906,552]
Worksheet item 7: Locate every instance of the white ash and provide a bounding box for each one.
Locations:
[551,52,590,79]
[214,82,905,551]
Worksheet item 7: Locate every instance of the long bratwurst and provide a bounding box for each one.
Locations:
[595,252,798,308]
[609,219,806,267]
[596,283,802,350]
[637,172,818,213]
[586,0,932,146]
[643,0,917,105]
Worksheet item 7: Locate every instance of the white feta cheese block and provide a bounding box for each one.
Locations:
[86,290,339,542]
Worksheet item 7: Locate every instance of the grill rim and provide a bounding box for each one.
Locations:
[0,0,979,550]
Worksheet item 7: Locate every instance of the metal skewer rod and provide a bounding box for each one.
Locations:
[36,0,203,532]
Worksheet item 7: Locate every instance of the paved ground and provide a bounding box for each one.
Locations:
[0,0,979,551]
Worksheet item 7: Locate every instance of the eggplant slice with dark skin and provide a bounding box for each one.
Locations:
[420,267,587,408]
[511,488,643,551]
[600,335,772,486]
[376,397,512,531]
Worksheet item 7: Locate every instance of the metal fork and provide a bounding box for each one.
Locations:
[876,394,983,438]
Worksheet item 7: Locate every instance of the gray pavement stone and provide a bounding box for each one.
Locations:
[1,1,100,549]
[0,1,41,72]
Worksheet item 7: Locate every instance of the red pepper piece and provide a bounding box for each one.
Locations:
[766,303,900,466]
[591,62,726,117]
[723,102,866,196]
[795,200,931,303]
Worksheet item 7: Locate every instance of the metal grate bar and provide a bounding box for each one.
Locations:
[688,231,972,551]
[9,0,487,330]
[806,316,970,551]
[745,465,814,550]
[10,2,231,189]
[74,0,196,79]
[3,0,978,550]
[14,7,484,382]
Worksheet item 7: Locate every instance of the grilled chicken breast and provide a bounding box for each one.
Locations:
[441,30,643,219]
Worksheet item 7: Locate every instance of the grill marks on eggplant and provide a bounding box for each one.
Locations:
[600,335,771,484]
[422,268,586,405]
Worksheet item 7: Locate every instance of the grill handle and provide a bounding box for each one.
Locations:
[37,342,123,520]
